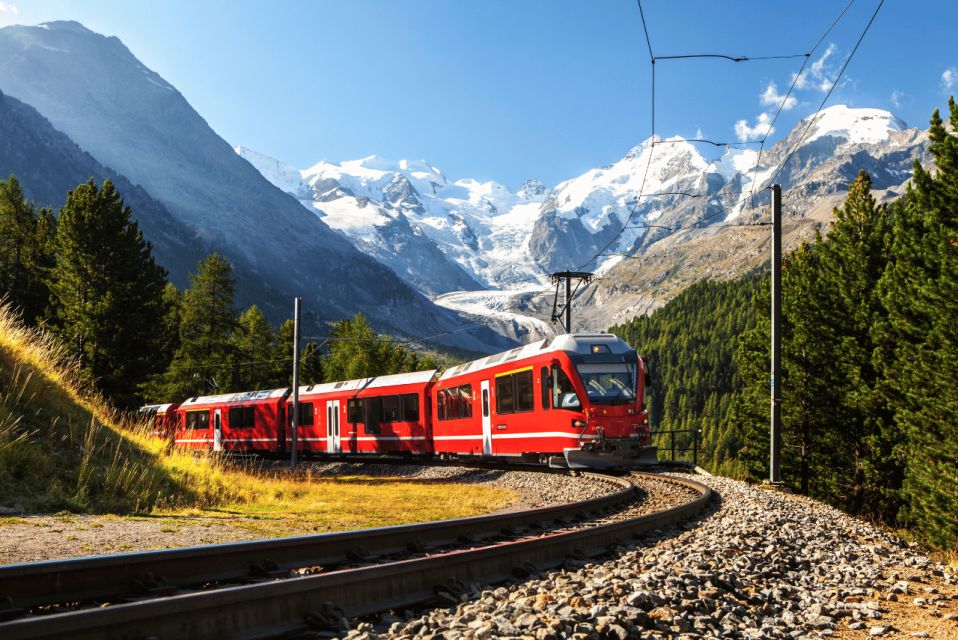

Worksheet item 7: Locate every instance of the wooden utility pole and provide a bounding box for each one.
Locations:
[290,297,301,469]
[770,185,782,483]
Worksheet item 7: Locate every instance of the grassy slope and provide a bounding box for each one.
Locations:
[0,302,511,523]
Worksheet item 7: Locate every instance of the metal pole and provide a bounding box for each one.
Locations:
[565,275,572,334]
[291,297,301,469]
[770,184,782,483]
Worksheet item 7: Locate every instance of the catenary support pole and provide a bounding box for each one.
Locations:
[565,275,572,334]
[770,185,782,483]
[291,297,301,469]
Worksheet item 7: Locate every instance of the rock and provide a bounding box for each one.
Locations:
[870,626,891,636]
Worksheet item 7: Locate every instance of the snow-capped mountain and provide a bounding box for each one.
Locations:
[236,148,552,293]
[579,105,930,330]
[239,104,929,338]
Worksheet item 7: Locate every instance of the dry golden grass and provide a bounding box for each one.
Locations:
[0,301,513,526]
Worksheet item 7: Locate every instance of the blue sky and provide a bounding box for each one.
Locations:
[2,1,956,189]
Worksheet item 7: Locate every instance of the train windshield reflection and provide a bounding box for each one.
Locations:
[575,363,636,405]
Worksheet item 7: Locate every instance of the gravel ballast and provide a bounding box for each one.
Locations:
[305,463,620,509]
[341,473,957,640]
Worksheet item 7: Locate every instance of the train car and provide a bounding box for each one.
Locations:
[432,333,654,468]
[292,370,437,456]
[138,402,180,441]
[174,388,289,452]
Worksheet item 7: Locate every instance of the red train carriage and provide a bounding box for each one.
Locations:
[138,402,180,440]
[432,333,654,468]
[174,388,289,452]
[293,370,437,456]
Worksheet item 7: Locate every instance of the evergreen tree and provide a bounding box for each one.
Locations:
[153,253,238,400]
[321,313,432,382]
[878,99,958,549]
[816,171,900,518]
[50,179,168,407]
[230,305,278,391]
[274,318,324,388]
[0,175,51,323]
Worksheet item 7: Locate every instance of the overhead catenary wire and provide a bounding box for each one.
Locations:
[766,0,885,187]
[743,0,858,209]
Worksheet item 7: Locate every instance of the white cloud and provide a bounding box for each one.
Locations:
[0,2,19,27]
[734,112,774,142]
[760,81,797,111]
[792,43,838,92]
[694,127,704,140]
[942,68,957,93]
[890,89,904,109]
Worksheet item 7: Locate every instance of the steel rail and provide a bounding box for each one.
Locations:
[0,474,711,640]
[0,473,632,611]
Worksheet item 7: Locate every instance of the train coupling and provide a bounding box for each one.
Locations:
[549,438,659,469]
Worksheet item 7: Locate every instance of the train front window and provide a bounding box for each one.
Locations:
[552,366,581,409]
[575,363,636,405]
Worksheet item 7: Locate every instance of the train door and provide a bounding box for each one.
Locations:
[213,409,223,452]
[480,379,492,456]
[326,399,341,454]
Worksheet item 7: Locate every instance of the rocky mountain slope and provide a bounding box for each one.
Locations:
[240,105,929,337]
[0,21,512,352]
[0,88,205,288]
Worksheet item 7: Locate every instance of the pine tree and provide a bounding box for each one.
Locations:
[879,99,958,549]
[815,171,900,518]
[230,305,278,391]
[154,253,238,400]
[0,175,51,324]
[50,179,168,407]
[274,319,324,388]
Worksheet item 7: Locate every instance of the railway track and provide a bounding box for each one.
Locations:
[0,472,711,640]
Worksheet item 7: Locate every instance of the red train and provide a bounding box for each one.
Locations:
[142,333,657,468]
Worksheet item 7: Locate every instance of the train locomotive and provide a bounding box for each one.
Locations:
[140,333,658,469]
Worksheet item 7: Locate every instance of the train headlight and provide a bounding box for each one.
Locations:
[572,419,587,429]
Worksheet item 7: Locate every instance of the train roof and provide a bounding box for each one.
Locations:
[138,403,177,414]
[180,388,290,407]
[298,369,438,396]
[438,333,632,381]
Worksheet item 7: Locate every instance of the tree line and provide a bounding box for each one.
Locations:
[612,100,958,551]
[0,177,436,410]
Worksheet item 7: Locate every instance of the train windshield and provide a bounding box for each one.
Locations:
[575,363,636,406]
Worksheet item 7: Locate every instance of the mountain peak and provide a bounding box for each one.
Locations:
[805,105,907,145]
[34,21,95,34]
[517,179,546,199]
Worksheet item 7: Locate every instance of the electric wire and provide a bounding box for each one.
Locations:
[767,0,885,187]
[743,0,857,209]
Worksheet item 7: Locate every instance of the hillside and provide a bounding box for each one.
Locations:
[0,302,242,512]
[0,302,510,520]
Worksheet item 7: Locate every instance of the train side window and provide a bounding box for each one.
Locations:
[186,410,209,430]
[459,385,473,418]
[229,406,256,429]
[402,393,419,422]
[540,366,550,410]
[496,376,515,414]
[382,395,400,422]
[437,390,446,420]
[515,370,534,412]
[482,389,489,417]
[300,402,314,426]
[347,398,364,424]
[364,397,382,435]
